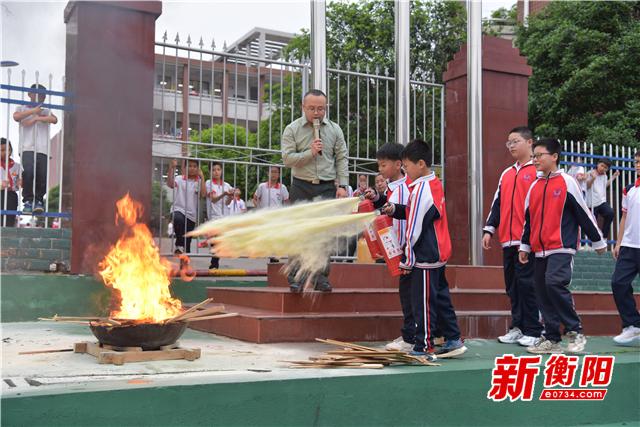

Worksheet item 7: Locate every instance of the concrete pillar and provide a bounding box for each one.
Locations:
[443,36,532,266]
[63,1,162,273]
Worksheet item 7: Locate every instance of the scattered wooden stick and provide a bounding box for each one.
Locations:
[174,305,226,322]
[19,348,74,355]
[165,298,213,323]
[44,316,104,321]
[315,338,380,352]
[286,338,441,369]
[182,313,238,322]
[39,317,122,327]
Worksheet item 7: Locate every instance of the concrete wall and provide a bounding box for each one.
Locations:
[1,227,71,272]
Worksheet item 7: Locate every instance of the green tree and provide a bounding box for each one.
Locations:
[150,180,171,233]
[283,0,466,82]
[516,1,640,149]
[262,0,464,176]
[46,185,59,213]
[483,4,517,37]
[190,123,277,197]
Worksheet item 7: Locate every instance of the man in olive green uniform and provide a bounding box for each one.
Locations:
[281,89,349,292]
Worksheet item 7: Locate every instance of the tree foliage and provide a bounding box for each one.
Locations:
[516,1,640,149]
[190,123,284,197]
[283,0,466,82]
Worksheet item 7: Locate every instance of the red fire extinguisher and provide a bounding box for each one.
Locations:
[357,199,384,259]
[372,214,403,277]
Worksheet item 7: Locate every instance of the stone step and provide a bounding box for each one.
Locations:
[267,263,506,290]
[189,303,626,343]
[267,263,639,291]
[207,287,638,314]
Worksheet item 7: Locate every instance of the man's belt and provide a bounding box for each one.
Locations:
[293,177,334,185]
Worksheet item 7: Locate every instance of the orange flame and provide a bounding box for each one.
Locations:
[98,194,182,322]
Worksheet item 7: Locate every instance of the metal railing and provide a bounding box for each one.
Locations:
[151,34,445,259]
[1,69,69,228]
[561,140,638,245]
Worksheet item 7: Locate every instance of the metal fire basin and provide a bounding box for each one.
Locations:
[89,321,187,351]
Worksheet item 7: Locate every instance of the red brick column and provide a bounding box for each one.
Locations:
[443,36,532,266]
[63,1,162,273]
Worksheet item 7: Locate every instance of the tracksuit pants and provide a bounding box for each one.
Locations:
[503,246,543,337]
[534,254,582,343]
[409,266,461,352]
[593,202,614,239]
[1,190,18,226]
[172,211,195,253]
[399,274,416,343]
[21,151,48,204]
[611,246,640,329]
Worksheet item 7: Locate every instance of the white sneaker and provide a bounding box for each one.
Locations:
[566,331,587,353]
[517,335,538,347]
[527,337,563,354]
[498,327,523,344]
[613,326,640,347]
[385,336,414,352]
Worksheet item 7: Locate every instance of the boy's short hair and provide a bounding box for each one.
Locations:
[376,142,404,162]
[29,84,47,100]
[0,137,12,153]
[210,161,222,168]
[597,157,612,168]
[635,151,640,158]
[29,83,47,91]
[187,159,198,166]
[532,137,561,165]
[401,139,432,167]
[509,126,533,141]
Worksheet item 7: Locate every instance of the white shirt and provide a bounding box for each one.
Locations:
[587,173,607,208]
[386,175,410,247]
[0,160,22,191]
[254,182,289,209]
[345,185,354,198]
[567,165,587,192]
[171,176,201,222]
[621,180,640,248]
[227,198,246,216]
[16,106,52,154]
[206,179,233,219]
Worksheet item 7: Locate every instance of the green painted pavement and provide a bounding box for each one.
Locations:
[2,338,638,426]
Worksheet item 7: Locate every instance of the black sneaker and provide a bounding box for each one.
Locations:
[434,339,467,358]
[33,201,45,214]
[289,282,303,293]
[314,278,332,292]
[22,201,33,214]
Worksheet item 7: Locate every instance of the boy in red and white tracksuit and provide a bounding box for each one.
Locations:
[483,127,543,346]
[610,151,640,346]
[366,142,413,352]
[519,138,606,354]
[384,140,465,359]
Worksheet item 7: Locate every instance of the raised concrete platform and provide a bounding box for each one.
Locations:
[266,262,507,289]
[207,286,638,313]
[193,263,634,343]
[2,322,639,426]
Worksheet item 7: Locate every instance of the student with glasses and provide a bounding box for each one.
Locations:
[483,127,543,347]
